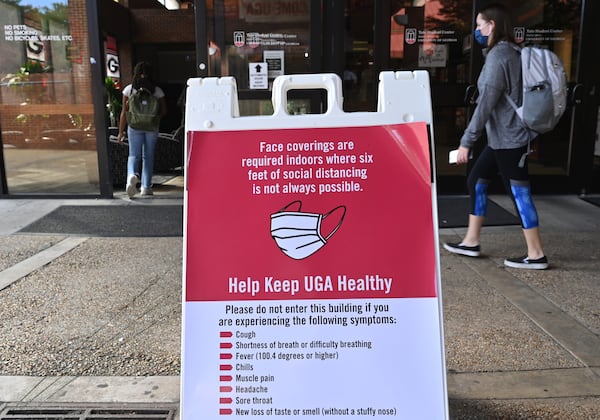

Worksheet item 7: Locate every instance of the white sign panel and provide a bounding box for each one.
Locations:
[182,72,448,419]
[419,44,448,68]
[263,50,284,78]
[249,62,268,89]
[106,53,120,78]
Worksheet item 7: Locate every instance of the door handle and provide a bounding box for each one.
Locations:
[464,84,478,105]
[570,83,584,106]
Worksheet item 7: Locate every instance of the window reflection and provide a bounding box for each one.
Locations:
[210,0,311,112]
[0,0,97,194]
[387,0,581,178]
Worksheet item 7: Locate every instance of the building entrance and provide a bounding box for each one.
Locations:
[198,0,598,194]
[1,0,596,196]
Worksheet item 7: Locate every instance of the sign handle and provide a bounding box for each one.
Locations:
[271,73,344,117]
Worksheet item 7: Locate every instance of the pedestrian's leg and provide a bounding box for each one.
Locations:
[463,214,485,246]
[510,179,545,259]
[126,128,143,197]
[140,131,158,193]
[496,147,547,269]
[443,146,496,257]
[505,191,547,269]
[127,128,143,178]
[522,227,544,260]
[461,176,491,246]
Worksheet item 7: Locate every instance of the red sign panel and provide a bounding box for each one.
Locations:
[185,123,436,303]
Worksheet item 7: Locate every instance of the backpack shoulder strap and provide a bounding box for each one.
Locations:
[504,91,520,115]
[504,44,522,116]
[502,45,536,155]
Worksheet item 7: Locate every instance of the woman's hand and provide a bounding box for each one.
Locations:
[456,146,471,165]
[117,95,128,143]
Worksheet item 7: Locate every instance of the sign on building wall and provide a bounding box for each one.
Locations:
[239,0,310,22]
[263,50,284,78]
[105,35,120,79]
[248,62,268,89]
[182,72,448,419]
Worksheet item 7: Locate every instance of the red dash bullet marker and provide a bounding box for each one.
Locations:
[219,364,233,370]
[219,408,233,415]
[220,331,233,337]
[220,386,232,392]
[220,375,232,381]
[220,397,233,404]
[220,342,233,348]
[220,353,233,359]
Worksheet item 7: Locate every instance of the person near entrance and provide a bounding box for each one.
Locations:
[117,61,167,198]
[443,3,548,270]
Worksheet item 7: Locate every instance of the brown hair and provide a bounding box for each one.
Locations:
[479,3,515,48]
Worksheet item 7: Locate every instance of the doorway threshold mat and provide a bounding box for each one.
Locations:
[437,196,520,228]
[18,205,183,237]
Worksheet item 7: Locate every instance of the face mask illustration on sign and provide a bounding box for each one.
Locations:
[270,200,346,260]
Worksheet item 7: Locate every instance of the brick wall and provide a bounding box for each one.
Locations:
[131,9,195,43]
[71,0,92,101]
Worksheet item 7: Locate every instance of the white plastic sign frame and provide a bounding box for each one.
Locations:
[182,71,448,419]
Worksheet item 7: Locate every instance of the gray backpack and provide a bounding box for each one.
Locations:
[506,46,568,134]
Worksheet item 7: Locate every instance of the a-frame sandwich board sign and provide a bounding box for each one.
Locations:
[182,71,448,419]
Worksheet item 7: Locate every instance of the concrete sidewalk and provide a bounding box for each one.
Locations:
[0,191,599,419]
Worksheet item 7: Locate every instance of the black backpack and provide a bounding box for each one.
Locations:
[127,87,160,131]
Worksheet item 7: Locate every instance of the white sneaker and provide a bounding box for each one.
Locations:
[126,174,139,198]
[141,187,154,196]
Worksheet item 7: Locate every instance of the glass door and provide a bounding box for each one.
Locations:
[390,0,582,192]
[508,0,581,179]
[388,0,475,188]
[342,0,589,193]
[200,0,389,116]
[201,0,318,116]
[468,0,588,193]
[341,0,477,189]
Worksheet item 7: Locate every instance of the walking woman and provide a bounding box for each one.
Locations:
[443,3,548,270]
[117,62,167,197]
